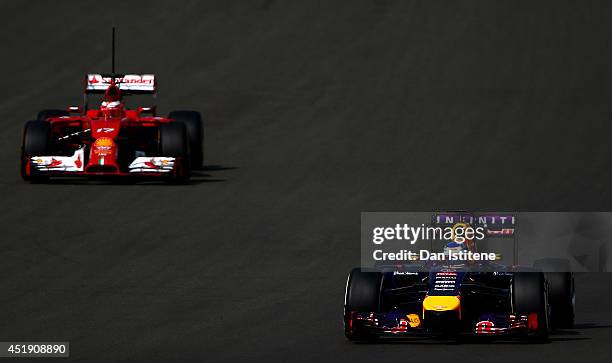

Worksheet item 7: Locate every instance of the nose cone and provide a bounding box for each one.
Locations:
[422,295,460,312]
[422,296,462,333]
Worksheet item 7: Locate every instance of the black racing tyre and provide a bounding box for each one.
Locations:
[534,258,575,329]
[344,268,382,341]
[159,122,191,182]
[21,120,50,182]
[168,111,203,170]
[37,109,69,121]
[512,272,550,341]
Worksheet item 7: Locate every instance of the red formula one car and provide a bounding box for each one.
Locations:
[21,74,203,183]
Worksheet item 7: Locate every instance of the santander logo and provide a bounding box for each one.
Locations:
[88,74,153,85]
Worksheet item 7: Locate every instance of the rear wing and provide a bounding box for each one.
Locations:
[432,212,516,237]
[85,74,156,94]
[431,211,518,264]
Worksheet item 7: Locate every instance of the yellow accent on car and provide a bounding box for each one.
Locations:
[422,295,461,312]
[94,137,114,147]
[406,314,421,327]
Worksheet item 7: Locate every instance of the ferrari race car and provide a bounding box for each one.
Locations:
[20,74,203,183]
[344,214,575,342]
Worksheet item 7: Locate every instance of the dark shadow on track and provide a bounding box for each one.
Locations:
[202,164,239,172]
[571,323,612,330]
[22,169,231,185]
[353,335,590,345]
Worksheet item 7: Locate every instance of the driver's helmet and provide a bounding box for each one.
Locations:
[100,84,124,118]
[444,222,476,255]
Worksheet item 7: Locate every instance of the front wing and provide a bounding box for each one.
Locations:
[347,310,539,337]
[26,148,180,178]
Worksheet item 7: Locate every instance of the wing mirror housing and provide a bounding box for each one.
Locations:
[67,105,83,114]
[138,106,157,116]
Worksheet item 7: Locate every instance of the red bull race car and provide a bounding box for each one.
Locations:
[20,74,203,183]
[345,213,575,342]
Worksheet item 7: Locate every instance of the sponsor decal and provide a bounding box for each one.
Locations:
[434,213,516,226]
[406,314,421,328]
[88,75,154,85]
[74,154,82,169]
[48,158,62,168]
[392,271,418,276]
[86,74,156,92]
[93,137,114,156]
[128,157,175,173]
[95,127,115,133]
[398,319,408,328]
[143,158,172,169]
[475,320,495,334]
[476,320,494,329]
[93,137,113,147]
[433,213,516,237]
[144,159,157,169]
[433,271,458,292]
[30,147,84,172]
[487,228,515,236]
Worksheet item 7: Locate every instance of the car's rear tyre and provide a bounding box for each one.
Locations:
[37,109,69,121]
[21,120,50,182]
[534,258,575,329]
[344,268,382,342]
[168,111,203,170]
[159,122,191,183]
[512,272,550,341]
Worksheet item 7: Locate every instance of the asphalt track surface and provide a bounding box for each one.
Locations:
[1,1,612,361]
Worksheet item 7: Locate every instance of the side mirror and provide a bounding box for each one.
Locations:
[138,106,157,116]
[67,105,82,114]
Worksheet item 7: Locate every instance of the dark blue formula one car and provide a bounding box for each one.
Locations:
[344,213,575,342]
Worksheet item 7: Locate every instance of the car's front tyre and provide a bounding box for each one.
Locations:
[159,122,191,183]
[534,258,575,329]
[168,111,204,170]
[512,272,550,342]
[344,268,382,342]
[37,109,69,122]
[21,120,50,182]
